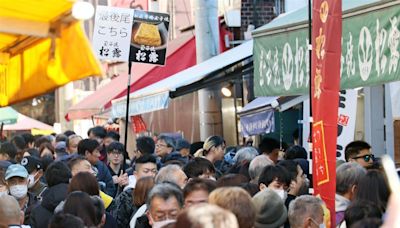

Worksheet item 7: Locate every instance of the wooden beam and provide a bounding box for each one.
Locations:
[0,16,50,37]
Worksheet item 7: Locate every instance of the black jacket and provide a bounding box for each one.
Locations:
[30,183,69,228]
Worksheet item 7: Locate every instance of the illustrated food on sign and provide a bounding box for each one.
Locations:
[133,23,162,46]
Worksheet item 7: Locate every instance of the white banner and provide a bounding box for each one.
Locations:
[336,89,358,160]
[389,81,400,119]
[92,6,134,62]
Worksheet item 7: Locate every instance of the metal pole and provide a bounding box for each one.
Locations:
[233,82,239,145]
[123,61,133,172]
[308,0,312,143]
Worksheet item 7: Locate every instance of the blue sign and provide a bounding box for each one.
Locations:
[240,110,275,137]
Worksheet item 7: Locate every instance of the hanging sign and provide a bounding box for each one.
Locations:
[92,6,134,62]
[129,10,170,65]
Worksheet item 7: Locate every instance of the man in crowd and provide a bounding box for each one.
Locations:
[0,195,27,227]
[155,164,188,189]
[258,137,281,164]
[248,155,274,184]
[5,164,38,225]
[155,135,176,163]
[183,178,216,207]
[21,156,46,200]
[288,195,324,228]
[66,135,82,154]
[345,140,375,168]
[87,126,108,163]
[0,142,17,163]
[77,138,115,196]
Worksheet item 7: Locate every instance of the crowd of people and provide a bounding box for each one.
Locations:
[0,126,397,228]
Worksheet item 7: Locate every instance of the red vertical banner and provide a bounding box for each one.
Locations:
[311,0,342,227]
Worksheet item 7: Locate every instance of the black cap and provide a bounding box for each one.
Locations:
[20,156,43,173]
[176,139,190,150]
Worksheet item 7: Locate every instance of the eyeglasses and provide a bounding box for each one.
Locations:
[156,144,168,148]
[352,154,375,162]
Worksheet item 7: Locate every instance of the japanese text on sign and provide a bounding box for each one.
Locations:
[92,6,134,62]
[313,121,330,185]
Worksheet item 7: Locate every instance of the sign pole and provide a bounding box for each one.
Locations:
[123,61,132,173]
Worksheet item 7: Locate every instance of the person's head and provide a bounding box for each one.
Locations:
[11,135,26,152]
[0,142,17,161]
[66,135,82,154]
[63,130,76,137]
[175,204,239,228]
[202,136,225,163]
[55,141,68,158]
[22,148,40,158]
[135,136,155,159]
[68,156,96,177]
[0,162,10,196]
[133,176,155,207]
[39,142,55,158]
[183,157,216,180]
[183,178,216,207]
[21,133,35,149]
[285,145,308,160]
[55,134,68,143]
[233,147,259,164]
[344,200,382,227]
[355,169,390,212]
[155,135,175,158]
[252,188,287,228]
[216,174,249,187]
[288,195,324,228]
[77,139,101,165]
[49,213,85,228]
[5,164,29,200]
[91,195,106,227]
[63,191,97,227]
[176,139,191,157]
[45,161,72,187]
[106,141,124,166]
[209,187,256,228]
[249,155,274,183]
[258,137,280,163]
[0,195,24,226]
[336,162,366,200]
[345,140,373,168]
[104,131,120,148]
[87,126,107,144]
[258,165,291,198]
[135,154,158,180]
[35,136,51,149]
[20,156,44,189]
[68,172,99,196]
[155,164,188,189]
[146,182,184,226]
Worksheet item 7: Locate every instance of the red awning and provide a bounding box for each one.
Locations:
[66,34,196,120]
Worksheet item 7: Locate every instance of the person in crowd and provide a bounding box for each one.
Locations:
[183,178,216,207]
[285,145,308,160]
[183,157,216,180]
[0,141,18,162]
[194,136,225,165]
[252,188,287,228]
[78,138,115,197]
[132,136,155,160]
[209,187,256,228]
[21,133,35,149]
[68,156,96,176]
[55,134,68,144]
[232,146,258,165]
[23,148,40,158]
[66,134,82,154]
[155,135,176,163]
[5,164,38,225]
[54,141,69,159]
[216,173,249,187]
[248,155,274,184]
[335,162,366,225]
[258,165,291,198]
[11,135,27,161]
[354,169,390,213]
[0,195,27,228]
[343,200,382,228]
[106,142,129,191]
[155,164,188,189]
[130,177,156,228]
[112,155,158,228]
[49,213,85,228]
[0,160,11,197]
[39,142,55,158]
[189,142,204,156]
[258,137,281,163]
[345,140,374,168]
[34,136,51,149]
[104,131,120,148]
[288,195,324,228]
[136,182,184,228]
[240,182,260,197]
[63,191,98,227]
[91,195,109,228]
[20,156,46,200]
[175,139,191,159]
[30,161,72,228]
[63,130,76,137]
[175,204,239,228]
[88,126,108,163]
[278,160,308,196]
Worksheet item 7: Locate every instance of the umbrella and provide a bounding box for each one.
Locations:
[0,107,18,125]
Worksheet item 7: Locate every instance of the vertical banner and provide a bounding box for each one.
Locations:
[311,0,342,227]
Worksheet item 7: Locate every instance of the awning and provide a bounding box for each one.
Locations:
[66,34,196,120]
[0,0,102,106]
[0,107,53,131]
[252,0,400,97]
[111,40,253,118]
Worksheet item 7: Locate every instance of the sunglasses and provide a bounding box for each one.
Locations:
[352,154,375,162]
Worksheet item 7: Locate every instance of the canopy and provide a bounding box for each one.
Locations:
[252,0,400,97]
[111,40,253,118]
[65,34,197,120]
[0,107,53,131]
[0,0,102,106]
[0,107,18,124]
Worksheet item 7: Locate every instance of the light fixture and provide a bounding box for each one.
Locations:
[221,87,232,97]
[72,1,95,20]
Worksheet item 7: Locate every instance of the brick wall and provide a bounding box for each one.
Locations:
[240,0,284,39]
